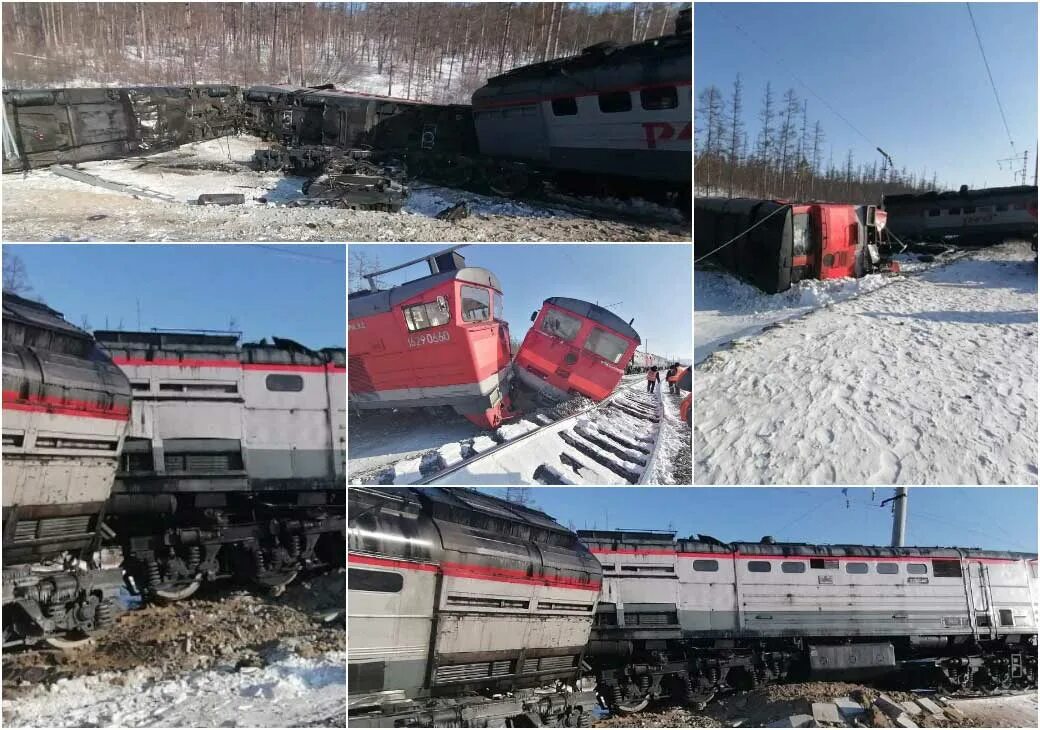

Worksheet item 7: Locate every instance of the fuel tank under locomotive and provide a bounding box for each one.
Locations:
[348,487,602,727]
[95,330,346,600]
[2,292,132,647]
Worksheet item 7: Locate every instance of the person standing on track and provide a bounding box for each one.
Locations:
[646,366,660,394]
[665,363,678,394]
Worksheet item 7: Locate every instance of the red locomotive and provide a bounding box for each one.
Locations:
[695,198,895,293]
[513,297,641,403]
[348,249,514,429]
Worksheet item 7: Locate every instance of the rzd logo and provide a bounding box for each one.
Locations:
[408,331,451,348]
[642,122,692,149]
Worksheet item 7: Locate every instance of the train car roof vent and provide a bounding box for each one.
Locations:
[760,535,776,544]
[432,250,466,273]
[959,184,969,194]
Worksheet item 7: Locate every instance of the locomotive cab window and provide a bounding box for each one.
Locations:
[598,91,632,113]
[584,328,629,364]
[640,86,678,110]
[265,374,303,392]
[907,563,928,575]
[493,293,504,321]
[541,309,582,342]
[792,213,815,256]
[460,286,491,322]
[404,300,450,331]
[932,560,962,578]
[747,561,772,573]
[876,563,899,574]
[349,567,403,593]
[552,97,578,116]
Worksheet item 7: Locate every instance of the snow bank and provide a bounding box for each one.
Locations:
[695,242,1038,485]
[1,651,346,728]
[497,420,540,441]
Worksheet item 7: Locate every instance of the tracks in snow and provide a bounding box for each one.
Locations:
[420,380,664,485]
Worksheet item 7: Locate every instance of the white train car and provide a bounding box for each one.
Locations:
[580,530,1038,710]
[95,330,345,599]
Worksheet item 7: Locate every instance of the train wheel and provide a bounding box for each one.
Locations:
[152,578,202,604]
[44,632,94,651]
[616,697,649,713]
[256,570,298,597]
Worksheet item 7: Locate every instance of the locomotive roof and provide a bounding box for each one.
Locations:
[95,330,342,360]
[883,185,1037,205]
[543,297,640,343]
[348,267,502,319]
[577,529,1036,562]
[2,291,88,339]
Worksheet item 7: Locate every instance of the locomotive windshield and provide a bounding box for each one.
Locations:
[461,285,491,322]
[493,292,504,321]
[584,328,629,364]
[404,300,450,331]
[541,309,582,342]
[792,212,815,256]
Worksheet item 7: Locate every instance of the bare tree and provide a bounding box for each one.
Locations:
[349,250,383,293]
[3,254,32,294]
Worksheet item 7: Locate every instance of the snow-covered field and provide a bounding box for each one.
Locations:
[695,242,1038,485]
[2,651,346,728]
[1,135,688,242]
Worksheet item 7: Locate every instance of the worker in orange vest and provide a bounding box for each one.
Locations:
[646,366,660,394]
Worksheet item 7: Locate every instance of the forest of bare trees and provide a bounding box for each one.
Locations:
[696,75,944,204]
[2,2,683,103]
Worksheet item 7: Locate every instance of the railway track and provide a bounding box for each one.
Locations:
[420,379,664,485]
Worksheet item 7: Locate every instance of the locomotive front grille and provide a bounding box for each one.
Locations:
[164,453,238,473]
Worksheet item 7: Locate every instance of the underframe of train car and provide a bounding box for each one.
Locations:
[589,633,1039,712]
[107,473,345,600]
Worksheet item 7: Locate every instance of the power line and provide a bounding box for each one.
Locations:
[247,244,345,264]
[966,3,1016,152]
[709,5,881,150]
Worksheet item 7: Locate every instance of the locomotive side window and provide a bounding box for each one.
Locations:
[541,309,582,342]
[876,563,899,574]
[810,558,838,569]
[404,301,450,331]
[845,562,868,574]
[747,561,771,573]
[461,286,491,322]
[927,209,941,217]
[932,560,962,578]
[598,91,632,113]
[996,204,1009,212]
[265,374,304,392]
[907,563,928,575]
[493,293,504,321]
[999,609,1014,627]
[692,559,718,572]
[584,328,629,364]
[780,561,806,573]
[552,97,578,116]
[640,86,678,110]
[948,207,961,215]
[792,213,814,256]
[349,567,403,593]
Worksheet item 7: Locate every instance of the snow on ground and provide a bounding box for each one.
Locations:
[695,242,1038,485]
[651,381,692,485]
[2,135,688,242]
[1,650,345,728]
[693,252,954,364]
[348,407,483,477]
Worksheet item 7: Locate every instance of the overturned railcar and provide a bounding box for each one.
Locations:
[883,185,1038,244]
[695,197,888,294]
[2,85,242,171]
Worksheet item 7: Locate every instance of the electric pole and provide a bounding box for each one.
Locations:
[889,488,908,547]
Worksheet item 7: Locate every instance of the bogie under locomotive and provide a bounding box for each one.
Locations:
[2,293,132,647]
[348,487,603,727]
[578,530,1038,712]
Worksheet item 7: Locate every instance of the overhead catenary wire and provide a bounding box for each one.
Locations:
[965,3,1016,153]
[693,203,791,263]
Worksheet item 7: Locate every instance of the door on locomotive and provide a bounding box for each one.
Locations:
[514,297,640,402]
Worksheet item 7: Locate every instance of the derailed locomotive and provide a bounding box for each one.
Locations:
[694,198,894,294]
[2,293,132,647]
[579,529,1038,711]
[95,330,346,599]
[882,184,1038,245]
[348,249,643,428]
[348,487,602,727]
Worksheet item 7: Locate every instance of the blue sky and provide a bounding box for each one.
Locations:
[352,244,693,361]
[480,487,1038,553]
[695,2,1038,189]
[3,244,345,347]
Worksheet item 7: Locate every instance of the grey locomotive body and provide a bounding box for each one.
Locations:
[2,292,132,647]
[348,487,602,727]
[95,330,345,599]
[883,185,1038,244]
[579,530,1038,711]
